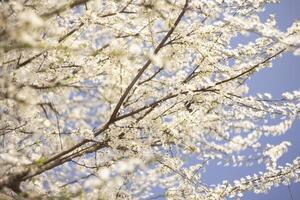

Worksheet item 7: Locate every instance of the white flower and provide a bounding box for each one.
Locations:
[19,10,44,28]
[148,53,163,66]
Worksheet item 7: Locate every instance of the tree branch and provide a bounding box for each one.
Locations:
[106,0,189,126]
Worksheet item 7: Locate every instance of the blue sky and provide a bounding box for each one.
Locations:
[202,0,300,199]
[248,0,300,199]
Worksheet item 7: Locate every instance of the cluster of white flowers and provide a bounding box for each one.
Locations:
[210,157,300,199]
[0,0,300,199]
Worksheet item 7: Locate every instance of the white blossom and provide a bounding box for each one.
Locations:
[0,0,299,199]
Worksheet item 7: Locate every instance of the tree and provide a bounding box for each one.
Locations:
[0,0,300,199]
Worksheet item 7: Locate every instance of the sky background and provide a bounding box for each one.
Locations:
[202,0,300,199]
